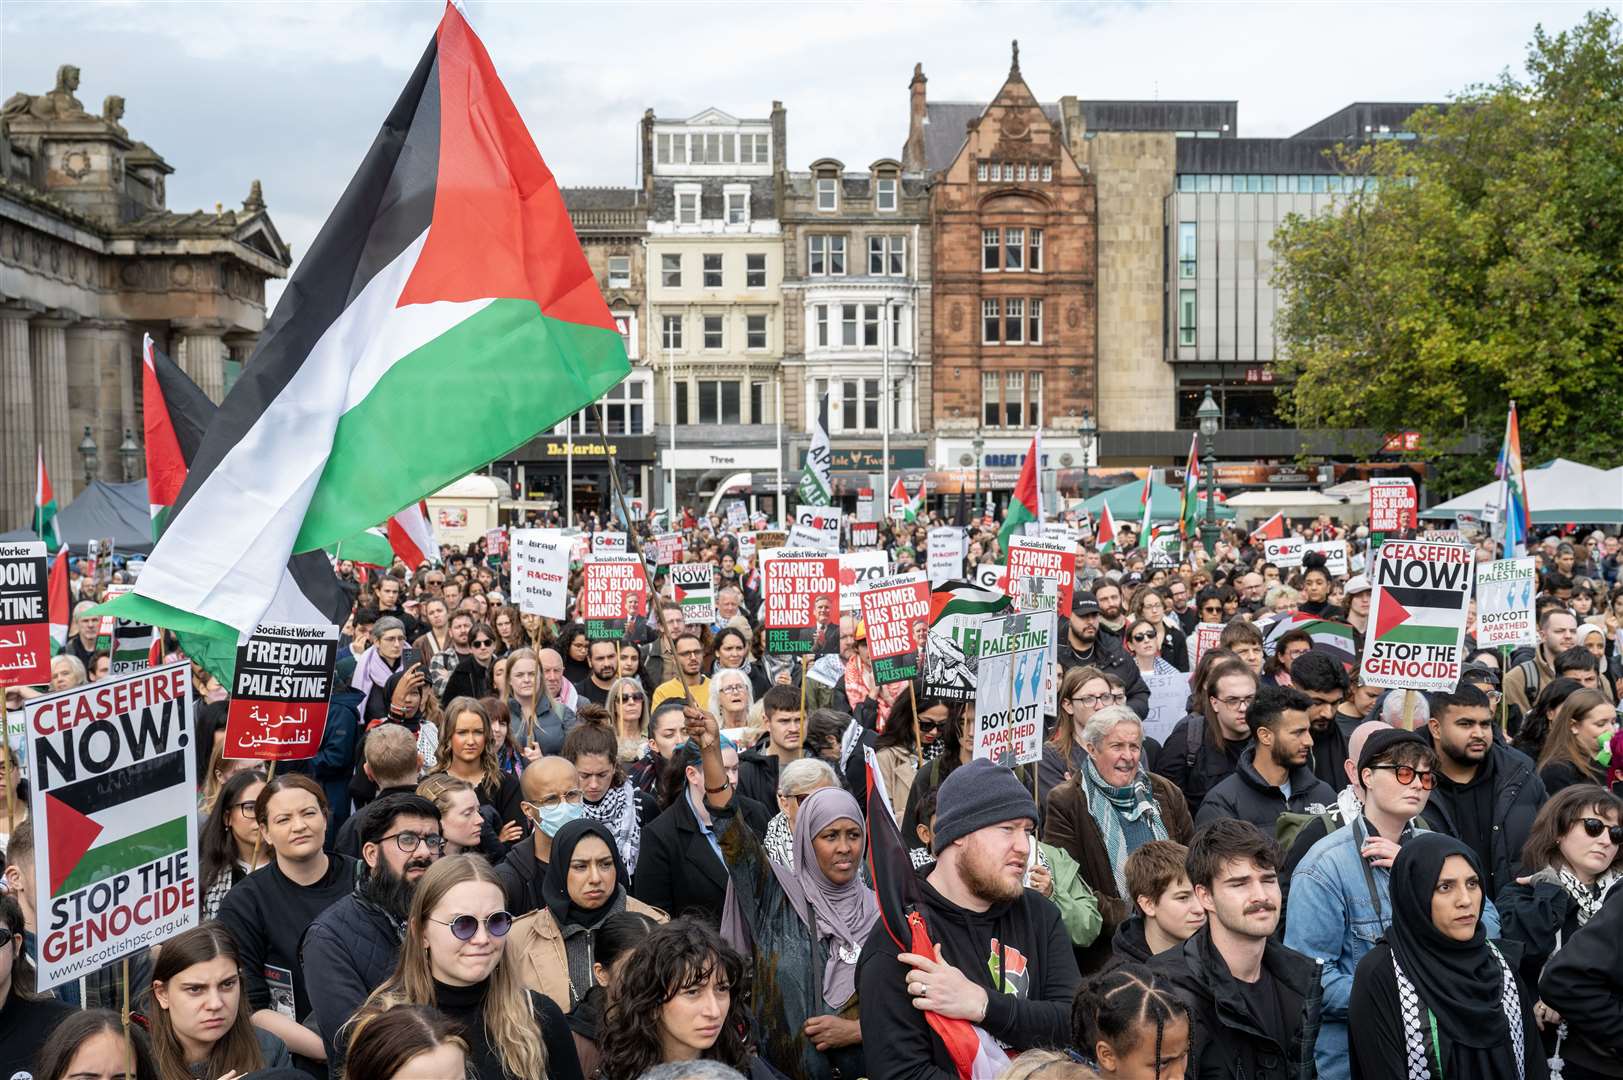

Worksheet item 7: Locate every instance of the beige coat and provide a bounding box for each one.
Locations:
[876,743,918,822]
[509,893,667,1010]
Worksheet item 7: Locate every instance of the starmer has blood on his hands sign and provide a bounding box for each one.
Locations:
[1005,536,1076,615]
[26,662,198,989]
[763,550,840,655]
[1359,539,1474,692]
[973,611,1052,767]
[1475,557,1537,648]
[859,572,930,684]
[223,623,340,761]
[1369,477,1418,532]
[581,555,648,639]
[670,563,716,624]
[0,540,50,685]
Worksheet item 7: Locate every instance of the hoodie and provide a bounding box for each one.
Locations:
[856,871,1080,1080]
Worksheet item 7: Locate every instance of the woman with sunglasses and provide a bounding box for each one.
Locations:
[147,922,290,1077]
[1130,588,1189,673]
[1496,785,1623,1061]
[564,717,659,876]
[1538,688,1619,795]
[872,687,949,823]
[1125,619,1180,680]
[431,697,527,842]
[198,766,270,920]
[606,675,650,762]
[442,621,500,706]
[346,855,583,1080]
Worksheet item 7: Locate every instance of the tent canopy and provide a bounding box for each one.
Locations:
[1076,479,1236,523]
[1224,489,1366,522]
[1421,458,1623,525]
[6,480,156,556]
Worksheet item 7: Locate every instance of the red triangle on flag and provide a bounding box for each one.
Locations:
[1373,587,1412,641]
[44,793,104,896]
[673,585,687,603]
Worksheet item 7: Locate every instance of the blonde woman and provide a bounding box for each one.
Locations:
[604,675,649,763]
[431,697,525,842]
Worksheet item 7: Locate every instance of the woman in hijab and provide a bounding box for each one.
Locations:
[507,818,667,1013]
[1348,832,1547,1080]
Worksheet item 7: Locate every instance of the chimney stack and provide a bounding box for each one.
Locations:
[902,63,927,172]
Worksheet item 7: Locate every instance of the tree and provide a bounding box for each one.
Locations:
[1272,10,1623,494]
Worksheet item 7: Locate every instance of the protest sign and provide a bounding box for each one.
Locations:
[855,488,875,523]
[670,563,716,624]
[0,541,50,685]
[927,527,966,588]
[859,572,930,684]
[725,500,748,531]
[484,528,507,556]
[838,551,889,613]
[102,584,155,675]
[1006,536,1076,615]
[850,521,880,549]
[1040,521,1079,547]
[788,522,838,553]
[223,623,340,760]
[974,563,1005,593]
[26,661,198,989]
[510,528,571,620]
[736,532,757,561]
[926,582,1012,701]
[1475,557,1536,648]
[1305,540,1348,577]
[591,531,628,554]
[1263,536,1306,569]
[973,612,1051,767]
[1359,539,1474,692]
[748,531,788,562]
[1369,477,1418,531]
[763,550,840,655]
[792,507,842,553]
[1142,670,1189,745]
[653,532,684,566]
[1190,622,1225,673]
[580,555,648,639]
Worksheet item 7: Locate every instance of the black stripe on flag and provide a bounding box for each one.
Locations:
[1385,585,1466,610]
[47,749,187,816]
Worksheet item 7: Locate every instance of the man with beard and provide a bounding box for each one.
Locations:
[1291,651,1352,791]
[1197,685,1335,830]
[1235,571,1267,617]
[575,637,620,708]
[1153,819,1322,1079]
[427,609,474,699]
[1423,683,1547,896]
[302,793,443,1066]
[1092,580,1128,648]
[858,758,1080,1080]
[1057,593,1149,718]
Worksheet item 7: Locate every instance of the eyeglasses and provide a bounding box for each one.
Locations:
[1200,606,1223,616]
[1215,695,1255,710]
[527,790,585,811]
[428,911,513,941]
[1580,818,1623,844]
[1129,632,1156,643]
[676,649,703,659]
[1369,764,1436,790]
[1111,693,1127,705]
[231,800,259,818]
[720,684,747,694]
[379,831,446,854]
[472,638,495,648]
[1072,694,1113,708]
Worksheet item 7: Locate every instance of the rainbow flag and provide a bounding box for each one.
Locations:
[1496,401,1530,556]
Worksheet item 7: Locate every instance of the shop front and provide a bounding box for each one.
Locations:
[505,433,657,523]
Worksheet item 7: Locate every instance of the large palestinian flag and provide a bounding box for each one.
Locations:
[106,2,628,645]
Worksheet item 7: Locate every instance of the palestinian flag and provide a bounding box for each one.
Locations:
[1096,501,1119,553]
[108,2,628,647]
[996,432,1041,556]
[387,502,439,567]
[35,447,59,551]
[329,527,395,570]
[906,477,926,523]
[1251,511,1285,541]
[889,477,910,520]
[43,738,189,897]
[1137,469,1153,549]
[1180,432,1199,539]
[47,548,68,652]
[1261,610,1358,668]
[1372,581,1466,648]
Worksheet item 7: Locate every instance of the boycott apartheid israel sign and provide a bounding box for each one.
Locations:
[763,549,839,655]
[25,662,198,989]
[1006,536,1076,615]
[859,572,930,684]
[0,540,50,685]
[1359,539,1474,692]
[973,611,1052,767]
[670,563,716,623]
[1475,557,1537,648]
[223,623,340,760]
[580,555,648,639]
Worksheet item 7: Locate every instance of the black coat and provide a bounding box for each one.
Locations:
[1423,741,1547,897]
[1056,635,1150,718]
[1151,713,1244,813]
[631,791,769,923]
[494,838,549,917]
[302,888,404,1069]
[1194,746,1336,832]
[1538,881,1623,1078]
[441,654,495,705]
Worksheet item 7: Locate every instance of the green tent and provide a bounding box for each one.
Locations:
[1074,479,1236,525]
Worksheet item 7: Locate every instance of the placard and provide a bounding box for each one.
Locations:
[838,551,890,613]
[725,500,749,531]
[973,611,1052,767]
[1142,670,1189,745]
[0,540,50,685]
[850,521,880,549]
[102,584,154,676]
[671,563,716,624]
[26,662,198,989]
[926,583,1013,701]
[223,623,340,760]
[1005,536,1076,615]
[1359,539,1473,692]
[927,527,967,588]
[860,572,930,684]
[510,528,571,620]
[1305,540,1348,577]
[974,563,1005,593]
[591,531,629,554]
[763,550,840,655]
[1475,557,1536,648]
[653,532,684,566]
[792,507,842,553]
[580,555,648,639]
[855,488,876,523]
[484,528,508,556]
[1190,622,1225,674]
[1369,477,1418,532]
[1263,536,1306,569]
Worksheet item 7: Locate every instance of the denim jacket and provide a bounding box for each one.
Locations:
[1283,787,1501,1080]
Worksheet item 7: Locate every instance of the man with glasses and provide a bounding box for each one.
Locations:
[495,755,583,916]
[650,631,710,711]
[1236,572,1267,616]
[1168,579,1199,635]
[1058,593,1149,719]
[304,793,444,1065]
[1154,658,1257,812]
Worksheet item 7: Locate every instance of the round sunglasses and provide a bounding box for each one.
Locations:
[428,911,513,941]
[1580,817,1623,845]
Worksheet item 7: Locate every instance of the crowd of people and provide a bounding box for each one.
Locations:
[2,510,1622,1080]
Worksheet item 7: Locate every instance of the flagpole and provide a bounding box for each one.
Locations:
[882,304,891,516]
[565,419,574,528]
[667,341,678,523]
[775,374,784,530]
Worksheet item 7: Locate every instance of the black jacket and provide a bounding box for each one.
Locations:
[441,654,495,705]
[1151,925,1324,1080]
[1538,881,1623,1078]
[1423,741,1547,896]
[494,838,549,917]
[1056,635,1149,718]
[737,746,813,810]
[217,855,360,1024]
[1195,746,1336,832]
[857,872,1081,1080]
[0,991,73,1080]
[302,885,405,1070]
[631,791,769,923]
[1151,713,1245,813]
[1103,912,1154,974]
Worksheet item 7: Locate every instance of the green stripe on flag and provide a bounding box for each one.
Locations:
[1377,624,1460,647]
[57,817,188,897]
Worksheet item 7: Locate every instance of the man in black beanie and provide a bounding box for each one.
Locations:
[858,757,1081,1080]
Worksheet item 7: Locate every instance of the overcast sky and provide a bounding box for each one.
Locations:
[1,1,1599,309]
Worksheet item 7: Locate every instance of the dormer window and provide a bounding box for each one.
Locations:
[876,177,897,211]
[816,177,838,212]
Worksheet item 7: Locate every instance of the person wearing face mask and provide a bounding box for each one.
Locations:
[496,756,584,916]
[509,819,668,1013]
[147,923,291,1078]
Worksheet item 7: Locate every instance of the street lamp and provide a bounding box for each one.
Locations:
[1078,408,1097,504]
[78,426,98,488]
[119,429,141,482]
[972,433,986,521]
[1197,385,1221,556]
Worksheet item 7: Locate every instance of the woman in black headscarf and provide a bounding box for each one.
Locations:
[1349,832,1547,1080]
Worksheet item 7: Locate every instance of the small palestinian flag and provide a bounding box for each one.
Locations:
[997,432,1041,556]
[1261,610,1358,668]
[1251,511,1285,541]
[1372,581,1466,647]
[1096,502,1119,553]
[47,548,68,652]
[35,447,59,551]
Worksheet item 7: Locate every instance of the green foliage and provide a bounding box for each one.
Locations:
[1271,10,1623,496]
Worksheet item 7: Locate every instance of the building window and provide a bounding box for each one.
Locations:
[1016,164,1027,182]
[876,177,897,211]
[869,235,886,276]
[868,234,905,276]
[745,252,766,288]
[661,253,681,288]
[1042,164,1053,181]
[746,314,767,350]
[982,299,999,345]
[1002,163,1014,181]
[1179,222,1197,279]
[1029,229,1043,272]
[702,253,722,288]
[703,314,724,350]
[661,313,682,351]
[600,376,647,435]
[816,177,838,211]
[1004,298,1025,344]
[841,380,858,430]
[891,302,904,348]
[841,304,859,347]
[863,378,880,429]
[750,380,766,422]
[888,235,906,276]
[863,304,881,347]
[1179,289,1196,347]
[977,162,989,182]
[1029,372,1042,427]
[676,189,700,225]
[828,235,846,275]
[726,190,749,225]
[740,133,769,164]
[698,380,741,424]
[675,383,689,425]
[1004,228,1024,271]
[656,132,686,165]
[983,371,999,426]
[814,305,830,347]
[607,255,630,288]
[809,235,827,276]
[1027,298,1043,344]
[689,132,735,165]
[983,228,1000,271]
[1005,371,1024,427]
